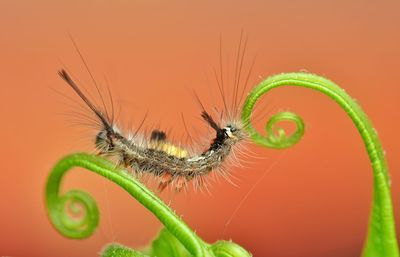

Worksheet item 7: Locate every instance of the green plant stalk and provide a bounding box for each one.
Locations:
[241,72,398,257]
[45,153,210,257]
[46,72,398,257]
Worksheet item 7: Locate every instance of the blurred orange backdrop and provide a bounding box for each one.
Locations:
[1,0,400,256]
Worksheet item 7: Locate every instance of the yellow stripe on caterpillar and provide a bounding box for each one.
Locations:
[148,141,189,158]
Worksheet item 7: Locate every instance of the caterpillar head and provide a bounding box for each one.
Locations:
[95,127,121,153]
[224,123,247,143]
[95,129,112,153]
[202,110,248,149]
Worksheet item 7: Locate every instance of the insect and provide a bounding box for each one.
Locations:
[59,35,255,192]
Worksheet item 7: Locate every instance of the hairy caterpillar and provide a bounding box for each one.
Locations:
[59,36,254,192]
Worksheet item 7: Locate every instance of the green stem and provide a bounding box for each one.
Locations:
[45,153,209,257]
[241,72,398,257]
[46,72,398,257]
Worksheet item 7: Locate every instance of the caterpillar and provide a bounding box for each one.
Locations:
[59,36,254,192]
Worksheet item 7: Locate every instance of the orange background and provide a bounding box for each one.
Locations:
[1,1,400,256]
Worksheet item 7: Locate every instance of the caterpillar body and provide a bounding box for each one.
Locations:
[58,65,250,192]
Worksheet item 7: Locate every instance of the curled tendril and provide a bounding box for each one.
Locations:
[46,172,99,238]
[241,72,399,257]
[59,190,99,232]
[45,153,205,255]
[45,153,251,257]
[46,72,399,257]
[242,94,304,148]
[264,111,304,148]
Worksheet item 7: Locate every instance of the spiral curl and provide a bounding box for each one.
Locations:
[241,72,398,257]
[45,153,210,257]
[46,159,99,239]
[46,152,253,257]
[242,81,304,149]
[46,72,399,257]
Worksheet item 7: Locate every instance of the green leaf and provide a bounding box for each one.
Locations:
[100,229,252,257]
[150,228,193,257]
[101,244,149,257]
[210,241,252,257]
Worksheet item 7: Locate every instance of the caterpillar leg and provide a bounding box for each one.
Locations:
[174,176,187,193]
[121,153,131,168]
[96,150,107,156]
[158,172,172,192]
[158,173,188,193]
